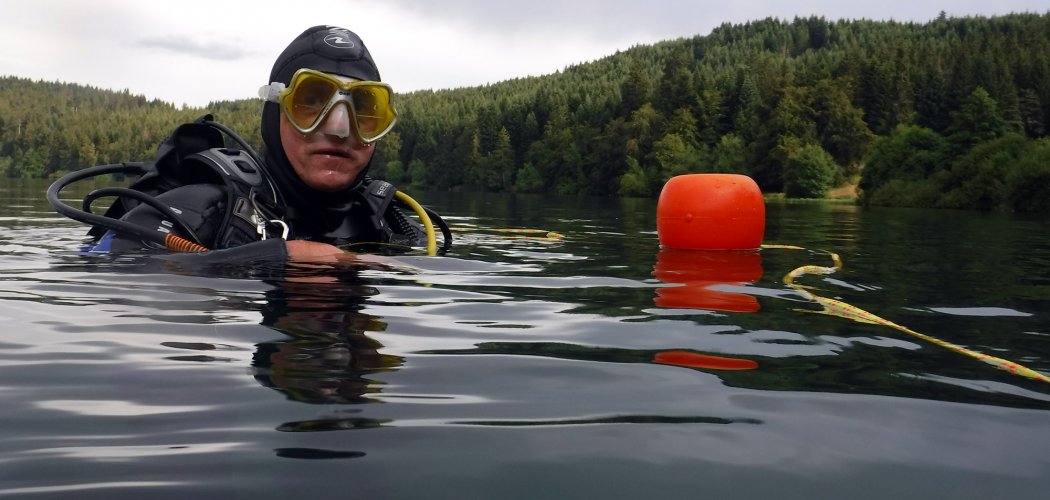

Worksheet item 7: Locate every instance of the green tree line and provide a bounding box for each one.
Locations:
[2,12,1050,211]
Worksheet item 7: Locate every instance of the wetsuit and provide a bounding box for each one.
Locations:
[85,174,427,261]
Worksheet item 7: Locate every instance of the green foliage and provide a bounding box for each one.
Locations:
[706,133,748,173]
[811,77,876,169]
[860,126,1050,211]
[4,13,1050,212]
[0,77,261,179]
[1018,89,1045,137]
[384,160,406,185]
[651,132,702,182]
[782,143,837,198]
[407,158,427,190]
[513,162,543,193]
[620,58,651,113]
[1004,138,1050,212]
[618,157,650,197]
[863,177,943,207]
[860,124,948,200]
[937,134,1027,210]
[946,86,1010,152]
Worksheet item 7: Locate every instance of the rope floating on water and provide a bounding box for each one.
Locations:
[762,244,1050,385]
[450,227,565,241]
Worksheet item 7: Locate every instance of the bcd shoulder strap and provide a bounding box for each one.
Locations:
[88,114,224,239]
[88,115,280,248]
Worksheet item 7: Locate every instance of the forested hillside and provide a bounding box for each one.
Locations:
[3,12,1049,210]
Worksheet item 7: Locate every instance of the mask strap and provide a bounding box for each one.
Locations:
[258,82,285,103]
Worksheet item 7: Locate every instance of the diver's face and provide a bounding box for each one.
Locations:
[279,92,375,192]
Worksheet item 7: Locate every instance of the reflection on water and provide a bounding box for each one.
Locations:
[253,274,401,406]
[2,180,1050,498]
[653,248,763,312]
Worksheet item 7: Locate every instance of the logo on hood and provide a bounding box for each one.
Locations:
[323,28,357,49]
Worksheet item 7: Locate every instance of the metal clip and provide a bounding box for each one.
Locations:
[255,215,268,238]
[270,219,289,240]
[255,216,289,240]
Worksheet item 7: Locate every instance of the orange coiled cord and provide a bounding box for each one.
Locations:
[164,233,209,253]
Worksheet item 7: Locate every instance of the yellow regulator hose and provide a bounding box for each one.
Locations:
[395,191,437,256]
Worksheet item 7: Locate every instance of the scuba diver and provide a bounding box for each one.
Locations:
[48,25,450,262]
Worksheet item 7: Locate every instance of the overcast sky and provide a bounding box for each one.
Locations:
[1,0,1046,108]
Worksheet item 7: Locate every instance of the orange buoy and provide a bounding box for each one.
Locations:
[657,174,765,250]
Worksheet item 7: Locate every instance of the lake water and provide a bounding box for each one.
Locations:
[2,178,1049,498]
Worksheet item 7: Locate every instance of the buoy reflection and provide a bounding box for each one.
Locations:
[652,350,759,370]
[653,248,763,312]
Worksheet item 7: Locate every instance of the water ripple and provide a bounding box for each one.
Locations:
[35,400,214,416]
[0,482,188,497]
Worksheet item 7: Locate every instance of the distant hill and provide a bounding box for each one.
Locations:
[3,12,1049,210]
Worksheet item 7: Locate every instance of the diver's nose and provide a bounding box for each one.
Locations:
[321,102,352,139]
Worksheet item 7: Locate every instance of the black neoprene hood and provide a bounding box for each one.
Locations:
[269,25,381,85]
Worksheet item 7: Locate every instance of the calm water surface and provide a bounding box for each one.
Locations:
[1,179,1049,498]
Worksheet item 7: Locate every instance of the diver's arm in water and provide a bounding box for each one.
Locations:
[157,238,392,270]
[156,238,356,264]
[158,237,289,264]
[158,238,399,271]
[82,184,295,263]
[84,199,361,265]
[284,240,344,262]
[81,183,422,265]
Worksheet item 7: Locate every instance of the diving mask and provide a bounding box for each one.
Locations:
[259,68,397,144]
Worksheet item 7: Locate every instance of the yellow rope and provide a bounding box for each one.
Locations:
[762,244,1050,384]
[450,227,565,241]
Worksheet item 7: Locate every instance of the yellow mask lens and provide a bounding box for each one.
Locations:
[286,75,339,130]
[349,85,395,140]
[279,69,397,143]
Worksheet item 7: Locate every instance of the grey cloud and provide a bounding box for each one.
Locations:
[136,35,251,61]
[389,0,1049,41]
[391,0,701,39]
